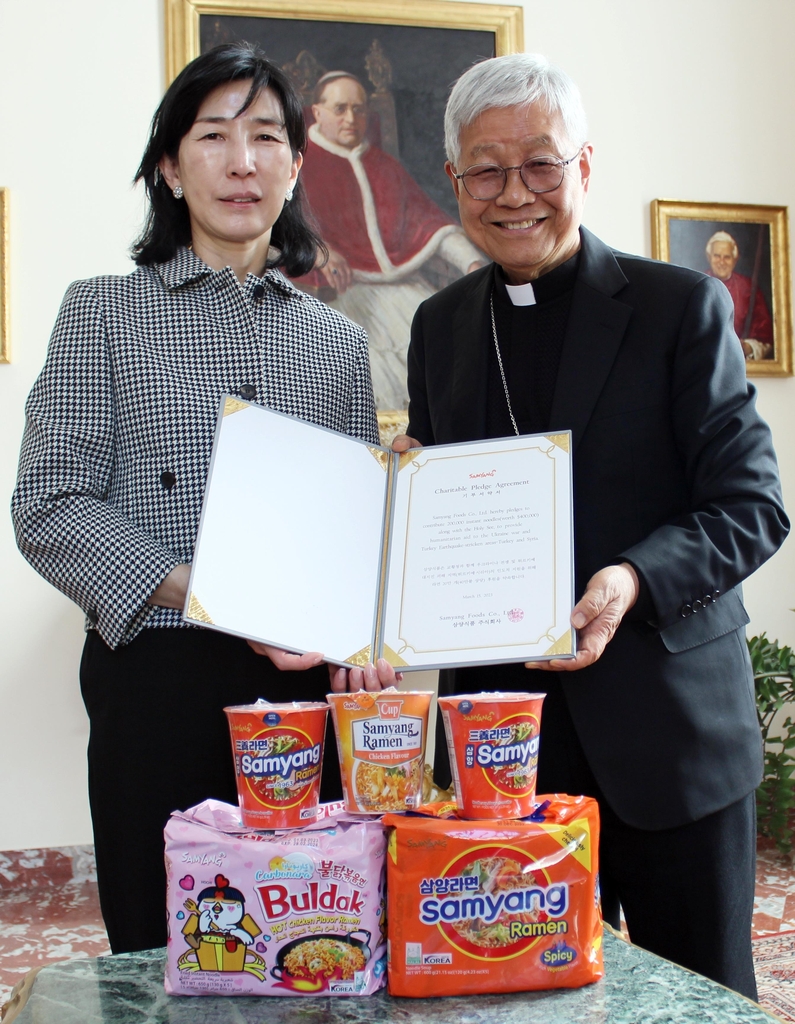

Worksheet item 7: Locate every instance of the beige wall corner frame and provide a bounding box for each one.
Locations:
[0,188,8,364]
[652,199,792,378]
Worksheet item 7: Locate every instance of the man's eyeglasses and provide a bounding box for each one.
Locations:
[453,152,581,201]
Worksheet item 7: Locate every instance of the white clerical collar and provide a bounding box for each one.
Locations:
[504,280,537,306]
[308,122,369,161]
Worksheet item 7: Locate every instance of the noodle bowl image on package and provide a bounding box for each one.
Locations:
[383,795,603,997]
[164,800,387,997]
[327,690,433,813]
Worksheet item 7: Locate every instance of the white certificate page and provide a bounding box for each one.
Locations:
[186,399,388,666]
[380,434,574,669]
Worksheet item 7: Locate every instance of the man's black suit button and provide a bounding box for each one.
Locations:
[703,594,713,605]
[160,471,176,490]
[693,599,703,612]
[681,604,693,617]
[239,383,257,400]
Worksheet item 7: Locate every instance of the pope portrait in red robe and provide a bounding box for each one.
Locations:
[293,72,483,410]
[706,230,773,360]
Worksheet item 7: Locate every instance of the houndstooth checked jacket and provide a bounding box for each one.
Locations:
[12,247,379,649]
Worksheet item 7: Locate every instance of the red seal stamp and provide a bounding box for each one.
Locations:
[508,608,524,623]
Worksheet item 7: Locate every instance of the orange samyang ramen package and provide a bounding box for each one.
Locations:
[383,795,603,997]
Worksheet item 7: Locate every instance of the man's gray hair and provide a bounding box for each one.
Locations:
[444,53,588,167]
[706,231,739,259]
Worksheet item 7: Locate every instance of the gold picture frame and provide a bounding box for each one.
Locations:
[651,200,792,377]
[164,0,523,439]
[0,188,8,364]
[164,0,523,84]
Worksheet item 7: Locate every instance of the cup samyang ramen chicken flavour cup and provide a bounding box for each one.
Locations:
[327,690,433,813]
[224,700,329,829]
[438,692,545,819]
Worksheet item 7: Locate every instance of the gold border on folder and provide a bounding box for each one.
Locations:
[544,630,573,657]
[187,592,213,624]
[223,397,249,417]
[367,447,390,470]
[346,645,372,666]
[381,645,409,668]
[398,451,420,471]
[545,433,570,452]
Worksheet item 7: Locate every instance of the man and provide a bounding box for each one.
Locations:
[395,53,788,997]
[295,71,483,410]
[706,230,774,359]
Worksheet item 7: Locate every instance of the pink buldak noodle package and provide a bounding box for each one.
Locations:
[164,800,387,997]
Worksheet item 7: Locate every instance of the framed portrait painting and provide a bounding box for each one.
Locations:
[164,0,523,433]
[0,188,8,364]
[651,200,792,377]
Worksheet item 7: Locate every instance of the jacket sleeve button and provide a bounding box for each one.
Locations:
[692,599,703,612]
[681,604,693,617]
[239,383,257,400]
[160,471,176,490]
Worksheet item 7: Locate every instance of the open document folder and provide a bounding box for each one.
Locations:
[185,397,575,671]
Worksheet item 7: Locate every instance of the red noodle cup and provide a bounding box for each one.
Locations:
[326,690,433,813]
[438,692,545,819]
[224,700,329,829]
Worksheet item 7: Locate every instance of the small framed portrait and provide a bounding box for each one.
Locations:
[0,188,8,364]
[165,0,523,431]
[651,200,792,377]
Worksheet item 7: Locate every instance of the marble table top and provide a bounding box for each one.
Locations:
[12,930,781,1024]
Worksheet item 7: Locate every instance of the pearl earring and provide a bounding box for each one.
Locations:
[173,186,184,199]
[285,188,294,202]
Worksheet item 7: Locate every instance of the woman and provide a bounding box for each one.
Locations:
[12,43,394,955]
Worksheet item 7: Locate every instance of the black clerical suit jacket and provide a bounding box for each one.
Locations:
[407,226,789,830]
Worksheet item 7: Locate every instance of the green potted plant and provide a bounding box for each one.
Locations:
[749,633,795,854]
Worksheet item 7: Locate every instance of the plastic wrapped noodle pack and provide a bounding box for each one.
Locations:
[164,800,387,997]
[384,794,603,997]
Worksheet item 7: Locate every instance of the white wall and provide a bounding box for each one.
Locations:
[1,0,793,850]
[0,0,163,848]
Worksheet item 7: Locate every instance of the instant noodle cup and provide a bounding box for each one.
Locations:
[327,689,433,813]
[384,794,603,997]
[224,700,329,829]
[439,692,545,819]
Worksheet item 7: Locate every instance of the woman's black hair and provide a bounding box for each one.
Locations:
[132,42,325,276]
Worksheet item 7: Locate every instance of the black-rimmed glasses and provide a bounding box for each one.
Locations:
[453,152,581,200]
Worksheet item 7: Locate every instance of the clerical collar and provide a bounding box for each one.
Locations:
[504,280,537,306]
[308,121,369,161]
[495,251,580,305]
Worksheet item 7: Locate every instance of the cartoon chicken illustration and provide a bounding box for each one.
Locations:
[178,874,266,978]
